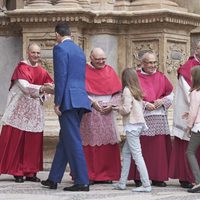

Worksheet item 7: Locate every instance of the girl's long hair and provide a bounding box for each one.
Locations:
[191,65,200,92]
[121,67,143,101]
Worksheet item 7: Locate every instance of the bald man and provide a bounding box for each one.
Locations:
[0,43,53,183]
[80,47,122,184]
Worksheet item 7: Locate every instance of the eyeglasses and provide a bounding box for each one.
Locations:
[92,56,106,62]
[143,61,157,65]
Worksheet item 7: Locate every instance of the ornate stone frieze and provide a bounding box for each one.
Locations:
[4,9,200,29]
[166,41,187,73]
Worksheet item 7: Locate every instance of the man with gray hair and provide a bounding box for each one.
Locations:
[129,52,173,187]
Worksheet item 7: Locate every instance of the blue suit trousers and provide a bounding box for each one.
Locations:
[48,109,89,185]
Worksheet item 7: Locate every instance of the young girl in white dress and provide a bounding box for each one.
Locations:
[112,67,151,192]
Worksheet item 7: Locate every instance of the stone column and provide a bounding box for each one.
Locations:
[55,0,81,9]
[27,0,52,7]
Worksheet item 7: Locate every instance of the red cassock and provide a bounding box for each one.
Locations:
[129,70,173,182]
[80,64,122,181]
[169,56,200,183]
[0,62,53,177]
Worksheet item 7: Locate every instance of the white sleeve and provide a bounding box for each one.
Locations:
[16,79,41,97]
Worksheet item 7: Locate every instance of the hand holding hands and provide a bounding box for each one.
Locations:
[40,83,55,94]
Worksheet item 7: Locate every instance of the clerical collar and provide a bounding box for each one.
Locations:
[21,60,39,67]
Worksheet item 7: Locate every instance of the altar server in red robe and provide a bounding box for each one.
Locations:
[0,43,53,183]
[80,47,122,184]
[169,42,200,188]
[129,52,173,187]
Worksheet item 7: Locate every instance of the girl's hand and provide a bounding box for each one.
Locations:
[185,127,191,137]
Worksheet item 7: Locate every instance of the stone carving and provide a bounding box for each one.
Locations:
[78,36,85,50]
[166,41,186,73]
[191,36,200,55]
[132,40,159,69]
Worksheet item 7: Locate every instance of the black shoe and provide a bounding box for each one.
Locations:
[152,180,167,187]
[188,184,200,193]
[26,175,40,182]
[14,176,24,183]
[41,179,57,189]
[89,180,95,185]
[179,181,193,189]
[63,184,89,191]
[134,180,142,187]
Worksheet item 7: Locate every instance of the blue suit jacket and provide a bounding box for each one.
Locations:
[53,40,91,113]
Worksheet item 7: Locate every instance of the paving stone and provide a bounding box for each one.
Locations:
[0,171,200,200]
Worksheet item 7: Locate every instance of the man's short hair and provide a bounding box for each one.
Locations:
[55,22,71,37]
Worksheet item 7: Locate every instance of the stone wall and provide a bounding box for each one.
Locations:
[0,37,22,115]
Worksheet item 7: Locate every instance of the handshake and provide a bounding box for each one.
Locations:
[40,83,55,94]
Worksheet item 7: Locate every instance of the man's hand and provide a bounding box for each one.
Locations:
[54,105,61,116]
[92,101,102,112]
[42,83,55,94]
[154,99,163,109]
[101,105,112,115]
[145,102,156,111]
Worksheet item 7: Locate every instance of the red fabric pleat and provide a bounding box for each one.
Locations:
[0,125,43,176]
[169,137,200,183]
[128,135,171,181]
[83,144,121,181]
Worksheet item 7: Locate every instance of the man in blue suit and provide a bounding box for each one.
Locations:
[41,22,91,191]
